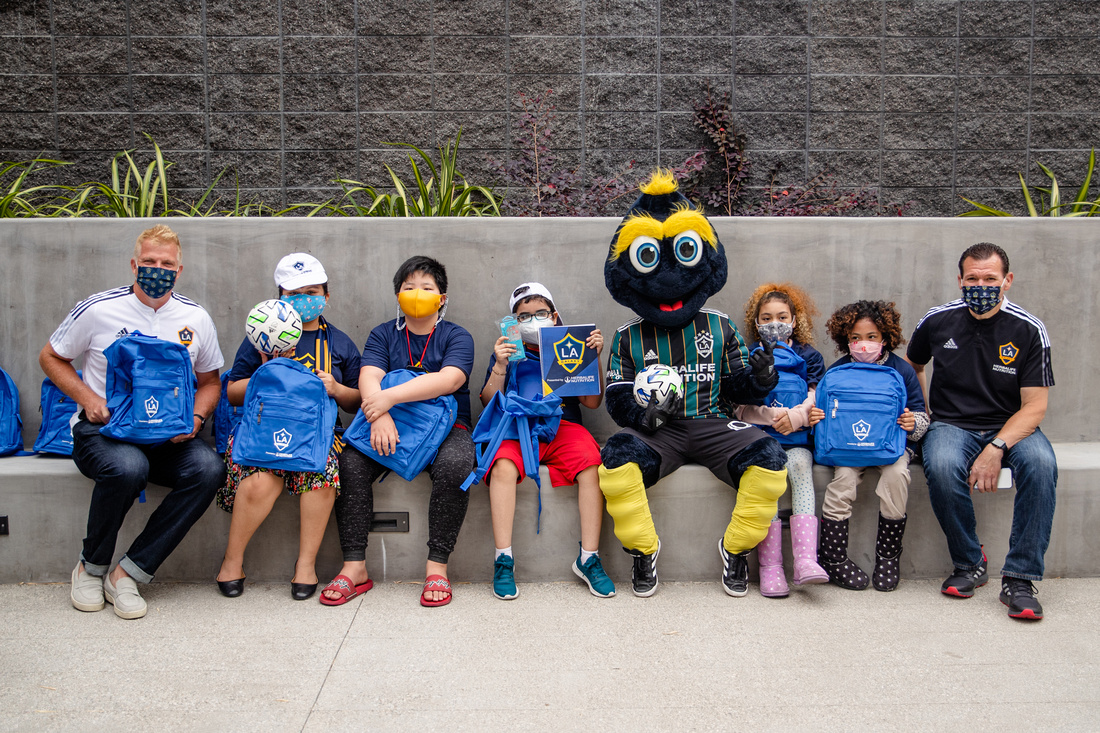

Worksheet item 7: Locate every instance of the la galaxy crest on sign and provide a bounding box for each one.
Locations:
[537,324,601,397]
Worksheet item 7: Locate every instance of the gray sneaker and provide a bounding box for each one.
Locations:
[104,574,147,619]
[70,562,105,612]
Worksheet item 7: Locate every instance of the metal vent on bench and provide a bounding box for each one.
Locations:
[370,512,409,533]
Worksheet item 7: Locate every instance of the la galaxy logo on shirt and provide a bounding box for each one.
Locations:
[993,342,1019,375]
[695,330,713,358]
[177,327,194,346]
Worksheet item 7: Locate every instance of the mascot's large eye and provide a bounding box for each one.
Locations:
[628,236,661,274]
[673,230,703,267]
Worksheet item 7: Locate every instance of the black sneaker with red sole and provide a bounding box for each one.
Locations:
[1000,577,1044,620]
[941,550,988,597]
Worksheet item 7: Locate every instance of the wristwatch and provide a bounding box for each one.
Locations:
[194,413,207,430]
[990,437,1007,452]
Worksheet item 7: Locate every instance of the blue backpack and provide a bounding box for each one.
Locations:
[0,367,23,456]
[752,344,810,447]
[813,362,907,467]
[231,358,338,473]
[343,369,458,482]
[212,373,244,455]
[462,359,563,492]
[34,372,82,455]
[100,333,195,445]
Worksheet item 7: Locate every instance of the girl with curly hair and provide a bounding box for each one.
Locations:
[818,300,928,592]
[735,283,829,597]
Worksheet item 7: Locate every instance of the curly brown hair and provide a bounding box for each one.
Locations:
[743,282,819,345]
[825,300,906,355]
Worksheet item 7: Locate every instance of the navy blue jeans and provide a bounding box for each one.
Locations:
[921,421,1057,581]
[72,419,225,583]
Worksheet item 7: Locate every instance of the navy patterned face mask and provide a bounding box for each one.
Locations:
[961,280,1004,315]
[136,266,177,298]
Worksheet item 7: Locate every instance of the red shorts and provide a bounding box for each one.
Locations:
[487,419,601,487]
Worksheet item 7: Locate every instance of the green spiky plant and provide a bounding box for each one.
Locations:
[0,158,72,217]
[960,149,1099,217]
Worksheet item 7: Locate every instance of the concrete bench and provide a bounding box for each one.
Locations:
[1,443,1097,586]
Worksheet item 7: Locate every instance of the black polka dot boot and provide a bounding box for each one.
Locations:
[872,513,907,592]
[818,517,869,591]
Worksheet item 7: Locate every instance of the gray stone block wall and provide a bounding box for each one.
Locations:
[2,0,1098,215]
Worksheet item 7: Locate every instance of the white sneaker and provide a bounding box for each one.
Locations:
[70,563,105,612]
[104,574,147,619]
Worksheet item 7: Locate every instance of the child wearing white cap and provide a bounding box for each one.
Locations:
[479,282,615,599]
[215,253,363,601]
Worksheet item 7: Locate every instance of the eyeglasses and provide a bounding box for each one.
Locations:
[515,309,553,323]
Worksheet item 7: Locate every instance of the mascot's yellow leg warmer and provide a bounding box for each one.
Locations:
[598,463,659,555]
[723,466,788,554]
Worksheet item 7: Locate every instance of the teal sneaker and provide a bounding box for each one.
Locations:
[572,545,616,598]
[493,554,518,600]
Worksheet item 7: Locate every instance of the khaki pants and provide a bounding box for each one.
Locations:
[822,453,911,521]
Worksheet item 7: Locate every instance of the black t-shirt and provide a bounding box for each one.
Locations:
[907,299,1053,431]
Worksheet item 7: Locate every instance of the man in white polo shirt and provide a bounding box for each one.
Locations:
[39,225,225,619]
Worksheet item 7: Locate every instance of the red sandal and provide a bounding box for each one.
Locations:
[319,575,373,606]
[420,574,452,607]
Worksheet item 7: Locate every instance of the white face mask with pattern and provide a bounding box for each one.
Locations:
[757,321,794,345]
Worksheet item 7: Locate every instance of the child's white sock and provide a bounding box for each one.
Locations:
[495,546,512,560]
[579,547,598,564]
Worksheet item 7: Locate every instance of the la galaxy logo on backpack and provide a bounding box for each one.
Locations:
[100,333,195,444]
[751,344,809,447]
[34,372,82,455]
[232,359,338,473]
[813,362,906,467]
[343,369,458,482]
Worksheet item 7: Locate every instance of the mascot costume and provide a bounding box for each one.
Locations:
[599,170,788,597]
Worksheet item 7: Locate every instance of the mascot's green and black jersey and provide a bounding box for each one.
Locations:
[602,169,770,427]
[608,309,752,420]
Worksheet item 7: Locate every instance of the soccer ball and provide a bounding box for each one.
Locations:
[634,364,684,409]
[246,299,303,355]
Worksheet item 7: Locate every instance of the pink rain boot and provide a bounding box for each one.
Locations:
[757,520,789,598]
[789,514,830,585]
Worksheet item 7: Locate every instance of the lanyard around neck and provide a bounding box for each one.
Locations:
[405,325,436,370]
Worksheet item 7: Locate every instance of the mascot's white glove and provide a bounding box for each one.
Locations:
[747,339,779,391]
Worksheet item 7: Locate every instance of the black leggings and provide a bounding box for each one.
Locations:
[336,426,474,565]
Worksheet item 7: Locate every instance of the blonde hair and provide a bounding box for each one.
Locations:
[134,224,182,260]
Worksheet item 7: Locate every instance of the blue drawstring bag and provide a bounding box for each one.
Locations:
[343,369,458,482]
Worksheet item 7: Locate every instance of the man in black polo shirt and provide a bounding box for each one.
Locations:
[907,242,1056,620]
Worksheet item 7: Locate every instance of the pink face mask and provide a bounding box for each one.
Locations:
[849,340,883,363]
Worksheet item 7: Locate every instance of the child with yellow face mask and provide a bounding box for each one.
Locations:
[322,255,476,608]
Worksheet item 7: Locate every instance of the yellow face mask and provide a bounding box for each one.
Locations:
[397,289,443,319]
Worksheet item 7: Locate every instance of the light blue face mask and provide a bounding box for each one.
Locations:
[282,293,327,323]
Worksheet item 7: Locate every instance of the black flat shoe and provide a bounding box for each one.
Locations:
[291,582,317,601]
[217,578,245,598]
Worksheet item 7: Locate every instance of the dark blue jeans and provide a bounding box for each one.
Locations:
[72,419,225,583]
[921,421,1057,582]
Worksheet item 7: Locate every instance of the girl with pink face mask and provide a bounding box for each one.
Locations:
[818,300,928,592]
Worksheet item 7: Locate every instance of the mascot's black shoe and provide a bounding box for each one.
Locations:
[718,539,750,597]
[624,541,660,597]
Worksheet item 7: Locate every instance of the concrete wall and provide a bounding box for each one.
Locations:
[3,1,1100,216]
[1,216,1096,445]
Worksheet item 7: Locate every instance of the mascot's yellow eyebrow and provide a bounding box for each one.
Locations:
[609,206,717,261]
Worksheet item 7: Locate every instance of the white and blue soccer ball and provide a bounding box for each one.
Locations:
[246,299,303,355]
[634,364,683,409]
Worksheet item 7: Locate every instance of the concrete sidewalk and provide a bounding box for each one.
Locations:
[4,578,1099,732]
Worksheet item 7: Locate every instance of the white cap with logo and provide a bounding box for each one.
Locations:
[508,282,556,313]
[274,253,328,291]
